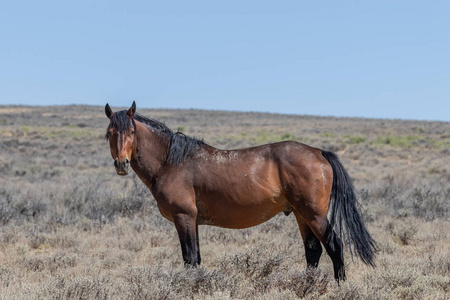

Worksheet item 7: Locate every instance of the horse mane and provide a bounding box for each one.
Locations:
[135,113,204,165]
[107,110,204,165]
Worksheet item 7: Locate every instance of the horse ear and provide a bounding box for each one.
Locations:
[127,101,136,118]
[105,103,113,119]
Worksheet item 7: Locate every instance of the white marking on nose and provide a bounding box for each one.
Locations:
[117,131,122,158]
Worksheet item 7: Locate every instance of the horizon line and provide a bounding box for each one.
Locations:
[0,103,448,123]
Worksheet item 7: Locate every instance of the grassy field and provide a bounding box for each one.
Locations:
[0,105,449,299]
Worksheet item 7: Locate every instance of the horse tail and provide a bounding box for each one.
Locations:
[321,150,377,267]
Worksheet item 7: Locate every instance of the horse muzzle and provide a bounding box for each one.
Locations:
[114,158,130,176]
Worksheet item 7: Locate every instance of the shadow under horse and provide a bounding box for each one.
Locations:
[104,101,376,282]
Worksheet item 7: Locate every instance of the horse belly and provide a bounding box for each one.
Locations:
[196,186,287,229]
[196,152,287,228]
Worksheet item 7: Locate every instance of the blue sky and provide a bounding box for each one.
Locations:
[0,1,449,121]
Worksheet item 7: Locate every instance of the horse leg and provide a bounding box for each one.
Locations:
[305,214,346,282]
[196,223,201,265]
[323,222,346,282]
[294,212,323,268]
[173,212,200,267]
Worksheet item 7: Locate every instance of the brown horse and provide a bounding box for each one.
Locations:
[104,101,376,282]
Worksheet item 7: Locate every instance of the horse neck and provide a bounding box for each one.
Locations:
[131,121,169,181]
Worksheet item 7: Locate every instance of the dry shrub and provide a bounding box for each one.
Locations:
[42,275,114,300]
[422,254,450,277]
[28,232,46,250]
[358,175,448,222]
[266,268,331,298]
[219,248,283,280]
[0,266,15,288]
[123,265,232,300]
[171,267,235,298]
[21,252,77,273]
[123,237,145,253]
[124,266,173,299]
[410,188,448,221]
[323,281,361,300]
[120,256,330,299]
[217,248,331,298]
[386,219,417,246]
[361,266,450,300]
[45,232,79,249]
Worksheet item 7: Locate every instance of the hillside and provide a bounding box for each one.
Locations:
[0,105,449,299]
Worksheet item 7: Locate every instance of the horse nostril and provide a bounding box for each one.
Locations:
[125,158,129,165]
[114,159,119,168]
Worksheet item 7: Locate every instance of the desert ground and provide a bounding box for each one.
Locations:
[0,105,448,299]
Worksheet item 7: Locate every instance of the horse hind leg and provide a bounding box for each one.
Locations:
[294,210,346,282]
[310,215,346,282]
[323,222,346,282]
[294,213,322,268]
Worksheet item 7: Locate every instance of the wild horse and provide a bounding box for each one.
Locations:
[104,101,376,282]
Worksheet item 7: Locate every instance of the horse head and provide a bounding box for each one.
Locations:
[104,101,137,176]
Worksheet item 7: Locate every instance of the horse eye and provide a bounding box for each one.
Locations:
[130,131,135,135]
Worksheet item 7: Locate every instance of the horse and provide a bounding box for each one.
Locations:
[104,101,376,282]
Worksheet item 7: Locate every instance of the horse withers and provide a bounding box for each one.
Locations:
[104,101,376,282]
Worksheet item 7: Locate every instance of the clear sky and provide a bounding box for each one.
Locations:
[1,1,449,121]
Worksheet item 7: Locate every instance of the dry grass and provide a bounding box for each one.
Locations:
[0,105,449,299]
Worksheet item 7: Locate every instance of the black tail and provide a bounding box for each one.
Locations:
[321,150,377,267]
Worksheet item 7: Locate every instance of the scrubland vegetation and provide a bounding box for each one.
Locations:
[0,105,448,299]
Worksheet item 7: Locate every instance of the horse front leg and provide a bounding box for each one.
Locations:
[173,212,201,267]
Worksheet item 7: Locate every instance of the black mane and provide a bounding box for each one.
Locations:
[107,110,204,165]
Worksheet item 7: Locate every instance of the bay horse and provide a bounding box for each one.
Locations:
[104,101,376,282]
